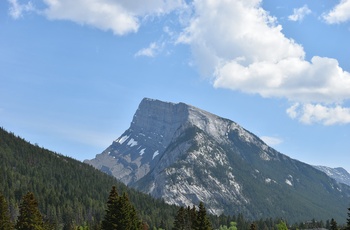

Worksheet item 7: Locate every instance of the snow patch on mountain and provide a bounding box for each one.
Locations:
[140,148,146,155]
[152,150,159,159]
[127,138,138,147]
[117,135,129,144]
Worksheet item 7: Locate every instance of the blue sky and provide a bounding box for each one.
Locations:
[1,0,350,172]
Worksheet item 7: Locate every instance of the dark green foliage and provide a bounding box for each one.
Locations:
[102,187,142,230]
[15,192,43,230]
[330,218,338,230]
[346,207,350,230]
[173,203,212,230]
[102,186,119,230]
[0,127,178,229]
[196,202,212,230]
[249,222,257,230]
[173,207,185,230]
[0,192,14,230]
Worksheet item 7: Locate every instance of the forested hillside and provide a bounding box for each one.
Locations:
[0,127,178,229]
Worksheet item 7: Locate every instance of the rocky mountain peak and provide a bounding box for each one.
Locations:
[133,98,256,144]
[85,98,350,222]
[129,98,190,147]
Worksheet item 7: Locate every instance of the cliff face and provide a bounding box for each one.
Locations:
[84,98,191,184]
[85,98,350,222]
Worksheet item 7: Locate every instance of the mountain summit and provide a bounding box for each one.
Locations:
[85,98,350,222]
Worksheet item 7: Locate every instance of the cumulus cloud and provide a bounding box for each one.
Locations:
[288,5,311,22]
[287,103,350,125]
[323,0,350,24]
[178,0,350,125]
[42,0,186,35]
[8,0,34,19]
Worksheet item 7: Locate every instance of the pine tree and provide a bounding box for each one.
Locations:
[173,206,186,230]
[15,192,43,230]
[196,202,212,230]
[250,222,257,230]
[346,207,350,230]
[118,192,141,230]
[102,186,119,230]
[102,187,142,230]
[330,218,338,230]
[190,205,197,230]
[0,193,14,230]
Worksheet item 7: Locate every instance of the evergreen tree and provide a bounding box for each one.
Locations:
[173,206,186,230]
[0,193,13,230]
[330,218,338,230]
[196,202,212,230]
[102,186,119,230]
[190,205,197,230]
[118,192,142,230]
[346,207,350,230]
[15,192,43,230]
[326,219,330,230]
[102,187,142,230]
[249,222,257,230]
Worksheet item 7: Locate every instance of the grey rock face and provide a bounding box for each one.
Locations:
[85,98,350,222]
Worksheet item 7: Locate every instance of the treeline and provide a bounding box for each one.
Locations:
[0,186,213,230]
[2,188,350,230]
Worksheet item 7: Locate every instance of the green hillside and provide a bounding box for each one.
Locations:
[0,127,177,229]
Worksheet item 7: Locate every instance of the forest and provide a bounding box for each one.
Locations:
[1,188,350,230]
[1,126,350,230]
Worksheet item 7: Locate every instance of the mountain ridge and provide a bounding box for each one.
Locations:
[85,98,350,223]
[313,165,350,186]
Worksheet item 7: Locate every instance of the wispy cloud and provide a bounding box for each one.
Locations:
[323,0,350,24]
[41,0,186,35]
[135,42,163,57]
[177,0,350,125]
[260,136,283,146]
[8,0,34,19]
[288,5,311,22]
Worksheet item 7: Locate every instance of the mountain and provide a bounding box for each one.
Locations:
[0,127,179,229]
[85,98,350,223]
[314,166,350,186]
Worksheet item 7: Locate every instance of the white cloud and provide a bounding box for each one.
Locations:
[8,0,34,19]
[323,0,350,24]
[178,0,350,125]
[42,0,186,35]
[287,103,350,125]
[288,5,311,22]
[260,136,283,146]
[135,42,163,57]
